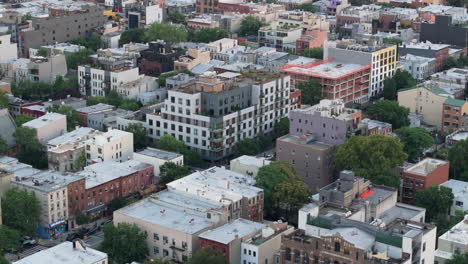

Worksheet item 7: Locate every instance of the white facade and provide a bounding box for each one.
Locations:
[440,179,468,216]
[400,54,436,80]
[230,155,271,177]
[435,215,468,264]
[84,129,134,164]
[116,75,158,99]
[205,38,238,54]
[0,34,18,64]
[23,113,67,144]
[145,4,163,24]
[78,66,140,97]
[133,147,184,177]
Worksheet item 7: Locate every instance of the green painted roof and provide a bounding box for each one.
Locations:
[398,83,449,96]
[444,97,467,107]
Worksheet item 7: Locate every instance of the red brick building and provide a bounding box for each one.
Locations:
[290,89,302,111]
[281,58,371,105]
[401,158,449,204]
[68,160,154,225]
[21,104,46,118]
[218,2,250,13]
[195,0,220,14]
[442,98,468,132]
[296,30,328,55]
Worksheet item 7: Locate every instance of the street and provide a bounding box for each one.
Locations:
[83,230,105,249]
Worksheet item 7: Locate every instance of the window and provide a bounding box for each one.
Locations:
[153,246,159,254]
[423,242,426,252]
[163,236,168,244]
[456,201,463,206]
[334,242,340,252]
[154,233,159,240]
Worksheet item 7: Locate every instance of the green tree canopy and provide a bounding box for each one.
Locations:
[2,188,41,236]
[0,136,8,155]
[273,117,290,139]
[189,28,229,43]
[295,3,317,12]
[167,12,187,25]
[448,139,468,181]
[239,16,265,37]
[236,138,261,156]
[188,247,228,264]
[15,114,33,127]
[13,127,48,169]
[74,151,86,172]
[302,47,323,59]
[75,213,90,225]
[36,48,48,57]
[382,38,402,45]
[159,162,191,184]
[156,134,204,167]
[256,161,310,221]
[366,100,410,129]
[125,123,148,150]
[66,48,93,70]
[446,252,468,264]
[0,255,10,264]
[119,28,147,46]
[68,33,103,51]
[415,186,454,222]
[0,225,21,254]
[101,223,148,264]
[145,23,188,44]
[334,135,407,187]
[383,69,416,100]
[382,78,398,100]
[395,127,433,162]
[12,77,81,100]
[297,80,323,105]
[0,91,8,109]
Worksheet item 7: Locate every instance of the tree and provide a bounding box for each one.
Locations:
[109,197,129,212]
[86,96,107,106]
[302,47,323,59]
[415,186,454,222]
[349,0,371,5]
[435,210,467,237]
[446,0,466,7]
[0,256,10,264]
[236,138,261,156]
[296,3,317,12]
[189,28,228,43]
[75,213,90,225]
[2,188,41,236]
[119,28,147,46]
[158,69,193,87]
[366,100,410,129]
[0,91,8,109]
[334,135,407,188]
[145,23,188,44]
[13,127,48,169]
[101,223,148,264]
[15,114,33,126]
[126,123,148,150]
[119,99,141,111]
[159,162,190,184]
[239,16,265,37]
[36,47,48,57]
[383,70,416,100]
[47,105,83,131]
[383,38,402,45]
[395,127,433,162]
[66,48,93,70]
[0,136,8,155]
[145,259,174,264]
[382,78,397,100]
[156,135,204,167]
[0,225,21,254]
[74,151,86,171]
[188,247,228,264]
[167,12,186,25]
[273,117,290,139]
[297,80,323,105]
[448,139,468,181]
[68,33,102,51]
[256,161,310,221]
[446,252,468,264]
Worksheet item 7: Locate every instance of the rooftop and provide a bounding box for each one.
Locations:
[444,97,467,107]
[279,134,333,150]
[404,158,447,176]
[47,127,99,147]
[360,118,392,130]
[41,43,85,53]
[448,130,468,142]
[76,103,114,114]
[116,196,215,234]
[294,99,360,120]
[84,129,132,146]
[13,170,83,192]
[199,219,265,244]
[230,155,271,169]
[136,147,182,161]
[12,241,107,264]
[282,58,369,79]
[441,179,468,201]
[22,112,66,129]
[399,41,450,51]
[438,215,468,245]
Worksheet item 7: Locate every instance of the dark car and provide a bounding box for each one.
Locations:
[82,225,99,237]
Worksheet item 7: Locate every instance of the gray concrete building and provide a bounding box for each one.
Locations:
[19,5,107,57]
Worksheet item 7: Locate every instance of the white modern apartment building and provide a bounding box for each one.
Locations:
[205,38,238,55]
[400,54,436,81]
[440,179,468,216]
[84,129,134,164]
[435,215,468,264]
[145,71,291,161]
[325,39,398,98]
[115,75,158,99]
[23,112,67,144]
[0,33,18,64]
[11,170,83,238]
[133,147,184,178]
[258,22,303,51]
[78,65,140,97]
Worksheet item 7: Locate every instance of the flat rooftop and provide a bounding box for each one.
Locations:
[22,112,65,129]
[199,219,265,244]
[116,197,215,234]
[153,190,225,215]
[47,127,99,147]
[231,155,271,169]
[361,119,392,130]
[450,131,468,142]
[84,129,131,146]
[439,216,468,245]
[283,59,369,79]
[13,170,83,192]
[136,147,182,161]
[279,135,333,150]
[441,179,468,201]
[404,158,447,176]
[77,103,114,114]
[12,241,107,264]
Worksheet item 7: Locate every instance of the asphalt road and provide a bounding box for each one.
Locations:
[83,230,105,249]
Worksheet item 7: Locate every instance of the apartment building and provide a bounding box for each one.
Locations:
[442,98,468,132]
[13,240,108,264]
[258,22,303,51]
[84,129,134,164]
[19,5,107,57]
[277,11,330,31]
[325,40,397,99]
[199,219,266,264]
[435,215,468,264]
[296,29,328,55]
[398,83,451,129]
[421,15,468,48]
[398,41,450,72]
[282,58,371,104]
[11,171,84,238]
[145,71,291,161]
[76,103,114,126]
[0,33,18,64]
[125,0,164,29]
[133,147,184,178]
[440,180,468,217]
[400,54,436,81]
[431,68,468,99]
[174,49,211,71]
[138,42,185,77]
[167,167,264,222]
[47,127,101,172]
[23,112,67,144]
[187,16,220,31]
[87,109,136,131]
[16,54,67,84]
[205,38,238,55]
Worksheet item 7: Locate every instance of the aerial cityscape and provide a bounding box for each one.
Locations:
[0,0,466,263]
